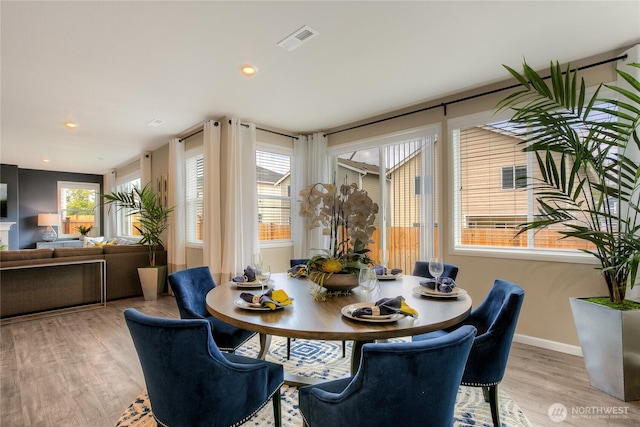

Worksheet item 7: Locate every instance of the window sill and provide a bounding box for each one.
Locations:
[452,246,599,265]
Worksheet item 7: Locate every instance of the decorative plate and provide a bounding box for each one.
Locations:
[233,297,286,311]
[341,302,404,323]
[233,279,274,288]
[376,273,402,281]
[413,286,467,299]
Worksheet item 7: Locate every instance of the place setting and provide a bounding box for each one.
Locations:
[413,257,467,299]
[342,267,418,322]
[234,288,294,311]
[231,260,275,289]
[372,250,403,280]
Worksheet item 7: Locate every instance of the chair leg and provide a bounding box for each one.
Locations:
[272,388,282,427]
[342,340,346,358]
[486,385,500,427]
[287,338,291,360]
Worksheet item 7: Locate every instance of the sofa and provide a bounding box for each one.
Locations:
[0,244,167,319]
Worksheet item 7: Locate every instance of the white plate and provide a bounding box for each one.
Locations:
[413,286,467,299]
[376,273,402,281]
[341,302,404,322]
[233,279,274,288]
[233,297,285,311]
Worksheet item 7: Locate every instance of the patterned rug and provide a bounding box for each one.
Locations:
[116,336,531,427]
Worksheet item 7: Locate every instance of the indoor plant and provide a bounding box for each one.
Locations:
[299,181,378,298]
[75,225,92,240]
[102,184,174,300]
[497,59,640,400]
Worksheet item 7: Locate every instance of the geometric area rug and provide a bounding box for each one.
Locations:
[115,336,531,427]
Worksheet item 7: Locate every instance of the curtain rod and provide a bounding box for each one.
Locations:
[179,121,298,142]
[236,121,298,139]
[325,54,628,137]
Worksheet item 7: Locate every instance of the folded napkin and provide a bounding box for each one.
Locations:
[287,264,308,278]
[419,277,456,293]
[372,265,386,275]
[372,265,403,276]
[239,289,293,310]
[232,266,257,283]
[351,296,418,318]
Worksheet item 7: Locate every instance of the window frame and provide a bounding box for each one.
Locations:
[185,146,204,248]
[449,109,598,265]
[57,181,101,238]
[256,142,293,249]
[113,173,141,239]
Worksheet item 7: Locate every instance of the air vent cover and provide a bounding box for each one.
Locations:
[277,25,319,51]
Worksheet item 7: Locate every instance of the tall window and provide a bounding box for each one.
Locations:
[452,110,608,253]
[256,148,292,244]
[185,147,204,244]
[333,126,438,274]
[114,176,141,237]
[58,181,100,237]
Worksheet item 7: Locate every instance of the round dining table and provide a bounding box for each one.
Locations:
[206,272,472,383]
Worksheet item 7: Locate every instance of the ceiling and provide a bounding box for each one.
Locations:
[2,1,639,175]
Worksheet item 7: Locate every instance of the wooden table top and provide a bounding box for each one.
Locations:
[206,272,472,342]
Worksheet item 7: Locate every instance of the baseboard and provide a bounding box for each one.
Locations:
[513,333,583,357]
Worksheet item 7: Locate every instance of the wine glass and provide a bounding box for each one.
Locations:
[252,253,263,278]
[428,257,444,292]
[379,249,390,275]
[358,267,378,301]
[257,265,271,292]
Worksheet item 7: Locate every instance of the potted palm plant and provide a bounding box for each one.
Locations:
[497,60,640,401]
[102,184,174,301]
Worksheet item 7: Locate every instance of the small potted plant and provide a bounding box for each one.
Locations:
[76,225,93,241]
[102,184,174,300]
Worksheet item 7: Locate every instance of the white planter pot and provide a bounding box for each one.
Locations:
[137,266,167,301]
[570,297,640,401]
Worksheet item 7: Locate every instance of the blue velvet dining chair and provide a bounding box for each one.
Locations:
[168,266,257,352]
[124,308,284,427]
[413,278,525,427]
[298,325,477,427]
[412,260,459,280]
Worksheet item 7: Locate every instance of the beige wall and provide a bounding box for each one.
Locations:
[325,48,629,351]
[151,47,633,351]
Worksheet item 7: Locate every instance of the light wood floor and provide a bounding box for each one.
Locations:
[1,296,639,426]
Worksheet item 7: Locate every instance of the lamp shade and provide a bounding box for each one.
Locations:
[37,213,59,227]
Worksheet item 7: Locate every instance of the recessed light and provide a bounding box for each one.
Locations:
[64,121,78,129]
[240,64,258,76]
[41,158,50,163]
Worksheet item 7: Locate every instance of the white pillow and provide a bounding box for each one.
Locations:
[83,236,105,247]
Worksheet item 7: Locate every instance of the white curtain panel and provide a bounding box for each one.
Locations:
[167,137,186,274]
[203,120,224,283]
[103,169,117,238]
[220,117,259,281]
[293,132,329,257]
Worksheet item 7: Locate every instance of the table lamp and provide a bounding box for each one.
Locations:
[38,213,59,242]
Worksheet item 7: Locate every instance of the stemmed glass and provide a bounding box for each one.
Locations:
[428,257,444,292]
[257,265,271,293]
[252,253,263,271]
[358,267,378,301]
[379,249,390,275]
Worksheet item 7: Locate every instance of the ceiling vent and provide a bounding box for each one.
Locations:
[277,25,319,51]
